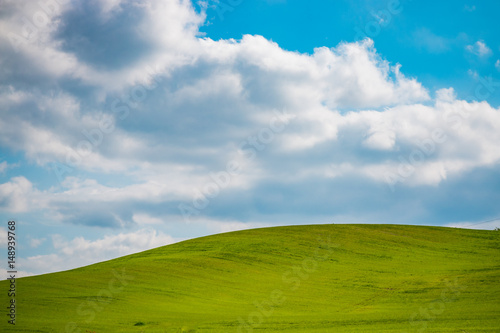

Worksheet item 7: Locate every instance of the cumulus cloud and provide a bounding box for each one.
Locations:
[0,0,498,228]
[1,0,500,275]
[19,228,178,275]
[0,176,42,213]
[466,40,492,58]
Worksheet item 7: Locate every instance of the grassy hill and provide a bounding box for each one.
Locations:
[2,224,500,332]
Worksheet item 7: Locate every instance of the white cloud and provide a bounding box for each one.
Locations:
[0,228,34,276]
[0,45,499,226]
[335,96,500,186]
[190,218,271,234]
[413,28,450,53]
[132,213,163,225]
[19,228,179,275]
[0,1,436,221]
[436,87,456,102]
[0,0,499,275]
[466,40,492,58]
[496,59,500,71]
[16,221,268,275]
[0,161,7,173]
[0,268,35,279]
[0,227,6,247]
[467,69,479,79]
[29,237,46,248]
[361,111,397,151]
[0,176,42,212]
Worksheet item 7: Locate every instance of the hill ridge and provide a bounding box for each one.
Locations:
[1,224,499,332]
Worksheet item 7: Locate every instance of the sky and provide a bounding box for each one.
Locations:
[1,0,500,276]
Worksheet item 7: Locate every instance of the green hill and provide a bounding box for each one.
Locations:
[2,224,500,332]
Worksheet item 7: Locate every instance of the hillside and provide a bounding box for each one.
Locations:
[2,224,500,332]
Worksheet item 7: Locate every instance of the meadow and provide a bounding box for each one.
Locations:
[1,224,499,332]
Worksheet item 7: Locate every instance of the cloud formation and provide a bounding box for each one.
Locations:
[466,40,492,58]
[17,228,177,276]
[1,0,500,274]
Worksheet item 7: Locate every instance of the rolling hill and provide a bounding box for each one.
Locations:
[2,224,499,332]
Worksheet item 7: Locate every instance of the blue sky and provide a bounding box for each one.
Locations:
[1,0,500,276]
[201,0,500,106]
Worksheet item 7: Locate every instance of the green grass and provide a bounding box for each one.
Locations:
[2,224,500,332]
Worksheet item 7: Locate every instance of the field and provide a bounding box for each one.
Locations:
[2,224,499,332]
